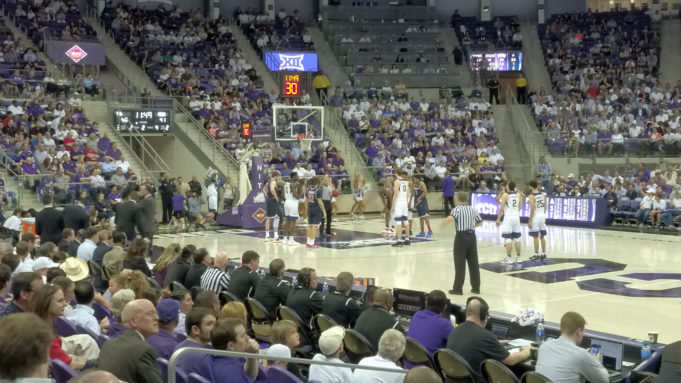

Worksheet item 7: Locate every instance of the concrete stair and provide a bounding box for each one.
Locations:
[309,24,350,91]
[659,18,681,85]
[230,24,278,94]
[520,23,554,94]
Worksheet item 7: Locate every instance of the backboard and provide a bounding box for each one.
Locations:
[272,104,324,142]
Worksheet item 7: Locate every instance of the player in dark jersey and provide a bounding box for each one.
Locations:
[306,176,326,248]
[413,176,433,238]
[379,176,395,235]
[264,171,282,242]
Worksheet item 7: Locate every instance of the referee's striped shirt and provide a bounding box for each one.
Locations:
[451,205,482,232]
[200,267,230,294]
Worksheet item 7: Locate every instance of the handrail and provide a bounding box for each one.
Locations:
[168,347,405,383]
[328,105,375,188]
[505,86,544,168]
[100,116,161,183]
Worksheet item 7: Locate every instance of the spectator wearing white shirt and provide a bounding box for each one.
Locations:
[3,208,24,232]
[7,100,24,115]
[650,192,667,227]
[434,161,447,180]
[488,148,504,165]
[115,157,130,173]
[352,329,406,383]
[309,326,353,383]
[13,241,34,275]
[661,191,681,228]
[431,132,445,146]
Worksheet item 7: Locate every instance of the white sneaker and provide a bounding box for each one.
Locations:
[359,215,365,220]
[264,236,271,242]
[500,257,514,264]
[332,218,339,222]
[288,239,301,246]
[515,256,523,263]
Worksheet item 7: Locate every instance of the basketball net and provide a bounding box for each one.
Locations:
[297,134,313,151]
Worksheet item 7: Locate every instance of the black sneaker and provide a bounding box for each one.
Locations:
[540,254,547,260]
[403,239,411,245]
[530,255,541,261]
[392,242,403,247]
[471,289,481,294]
[448,289,463,295]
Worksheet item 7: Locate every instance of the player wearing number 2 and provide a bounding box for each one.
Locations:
[528,180,548,260]
[392,170,413,247]
[496,181,524,264]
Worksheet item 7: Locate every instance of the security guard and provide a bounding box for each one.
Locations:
[322,271,363,327]
[253,258,291,318]
[286,267,324,330]
[227,251,261,301]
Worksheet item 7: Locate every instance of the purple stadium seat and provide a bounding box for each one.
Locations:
[54,317,77,337]
[188,373,212,383]
[49,359,79,383]
[267,366,304,383]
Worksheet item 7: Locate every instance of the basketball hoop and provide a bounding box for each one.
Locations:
[298,134,314,151]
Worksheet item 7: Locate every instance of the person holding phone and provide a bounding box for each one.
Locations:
[535,311,609,383]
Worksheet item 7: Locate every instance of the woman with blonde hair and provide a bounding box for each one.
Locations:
[31,284,89,370]
[151,243,181,286]
[219,301,248,325]
[108,270,150,300]
[351,173,366,220]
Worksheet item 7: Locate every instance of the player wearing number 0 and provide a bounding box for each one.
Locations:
[283,172,305,245]
[305,176,326,248]
[413,176,433,238]
[392,170,413,247]
[528,180,548,260]
[496,181,524,264]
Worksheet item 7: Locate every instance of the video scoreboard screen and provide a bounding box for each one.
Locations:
[113,109,171,133]
[469,193,597,222]
[469,51,522,71]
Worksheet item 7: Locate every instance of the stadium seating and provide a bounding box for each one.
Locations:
[0,0,96,43]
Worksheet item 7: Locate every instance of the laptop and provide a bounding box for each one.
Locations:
[589,338,623,380]
[491,324,511,341]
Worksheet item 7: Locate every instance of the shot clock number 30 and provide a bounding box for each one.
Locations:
[282,74,300,97]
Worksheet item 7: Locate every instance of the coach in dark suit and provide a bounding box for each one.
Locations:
[63,201,90,232]
[97,299,163,383]
[115,192,138,241]
[135,184,156,241]
[35,195,64,245]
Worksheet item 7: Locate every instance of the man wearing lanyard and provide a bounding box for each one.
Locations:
[442,191,482,296]
[320,175,334,237]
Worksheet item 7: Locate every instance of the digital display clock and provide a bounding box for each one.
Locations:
[113,109,171,133]
[282,74,300,97]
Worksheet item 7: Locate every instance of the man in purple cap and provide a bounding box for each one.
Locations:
[146,298,180,359]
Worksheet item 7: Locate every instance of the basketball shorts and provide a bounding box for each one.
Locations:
[354,190,363,201]
[528,215,547,237]
[172,210,184,219]
[308,206,322,226]
[393,201,409,222]
[501,215,521,239]
[416,199,429,218]
[284,200,299,221]
[266,198,279,218]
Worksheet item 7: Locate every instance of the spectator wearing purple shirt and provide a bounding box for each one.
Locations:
[107,185,122,205]
[174,307,216,376]
[21,157,39,174]
[147,298,180,360]
[597,128,613,156]
[406,290,454,358]
[98,134,112,154]
[107,142,122,160]
[196,318,260,383]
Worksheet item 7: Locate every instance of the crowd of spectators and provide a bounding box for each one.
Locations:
[0,0,96,42]
[237,8,313,52]
[452,12,523,51]
[532,11,679,157]
[341,95,506,190]
[0,94,139,221]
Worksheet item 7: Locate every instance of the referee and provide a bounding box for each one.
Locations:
[441,191,482,295]
[320,175,334,237]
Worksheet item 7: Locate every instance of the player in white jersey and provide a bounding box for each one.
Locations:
[391,170,412,247]
[528,180,548,260]
[282,172,305,245]
[496,181,524,264]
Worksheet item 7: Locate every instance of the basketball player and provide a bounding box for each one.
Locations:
[527,180,548,260]
[392,170,412,247]
[379,177,395,235]
[264,171,282,242]
[306,176,326,248]
[496,181,524,264]
[283,172,304,245]
[413,176,433,238]
[351,173,366,220]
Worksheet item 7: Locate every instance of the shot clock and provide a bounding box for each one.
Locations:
[282,74,301,97]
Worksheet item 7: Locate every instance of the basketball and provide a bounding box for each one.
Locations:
[332,189,340,197]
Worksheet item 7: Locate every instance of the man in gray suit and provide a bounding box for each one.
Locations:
[97,299,163,383]
[135,184,156,242]
[114,191,138,242]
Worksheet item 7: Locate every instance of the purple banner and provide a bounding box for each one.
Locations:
[216,156,267,228]
[469,193,610,227]
[45,41,106,66]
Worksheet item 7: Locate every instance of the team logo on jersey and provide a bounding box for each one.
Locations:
[252,208,266,223]
[278,54,305,71]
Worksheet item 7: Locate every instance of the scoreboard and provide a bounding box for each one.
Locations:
[282,74,301,97]
[113,109,171,133]
[469,51,522,72]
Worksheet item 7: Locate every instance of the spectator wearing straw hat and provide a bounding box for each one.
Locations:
[59,257,89,282]
[309,326,353,383]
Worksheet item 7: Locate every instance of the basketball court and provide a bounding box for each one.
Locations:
[154,216,681,344]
